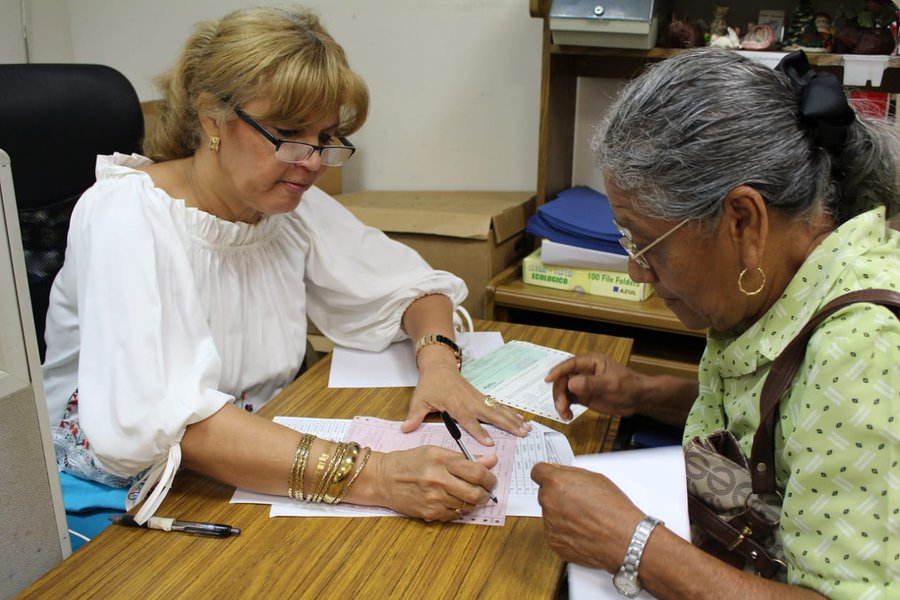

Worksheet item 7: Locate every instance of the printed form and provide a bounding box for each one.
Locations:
[462,340,587,423]
[230,418,573,522]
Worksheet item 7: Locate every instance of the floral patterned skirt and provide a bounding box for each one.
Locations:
[52,390,141,488]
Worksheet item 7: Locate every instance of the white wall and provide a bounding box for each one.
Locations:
[3,0,544,194]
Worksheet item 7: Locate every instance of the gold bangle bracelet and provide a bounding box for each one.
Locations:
[312,441,346,503]
[323,442,361,504]
[288,433,315,500]
[294,433,315,501]
[334,446,372,504]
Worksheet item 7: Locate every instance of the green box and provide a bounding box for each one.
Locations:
[522,249,654,301]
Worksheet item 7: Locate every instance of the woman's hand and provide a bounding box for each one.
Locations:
[402,352,531,445]
[544,352,643,420]
[361,446,499,521]
[531,462,644,571]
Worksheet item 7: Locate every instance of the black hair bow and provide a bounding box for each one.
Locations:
[775,50,855,155]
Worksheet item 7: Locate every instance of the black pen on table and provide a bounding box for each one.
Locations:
[108,514,240,538]
[440,411,498,503]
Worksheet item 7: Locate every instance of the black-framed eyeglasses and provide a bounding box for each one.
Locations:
[613,218,689,271]
[232,106,356,166]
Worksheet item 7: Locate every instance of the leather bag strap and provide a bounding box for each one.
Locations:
[750,289,900,494]
[687,495,785,578]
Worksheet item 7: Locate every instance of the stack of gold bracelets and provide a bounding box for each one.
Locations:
[288,434,372,504]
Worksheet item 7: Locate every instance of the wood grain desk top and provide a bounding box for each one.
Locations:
[22,320,631,599]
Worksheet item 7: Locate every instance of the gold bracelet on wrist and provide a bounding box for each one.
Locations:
[288,433,315,500]
[311,441,346,503]
[334,446,372,504]
[414,333,462,371]
[323,442,361,504]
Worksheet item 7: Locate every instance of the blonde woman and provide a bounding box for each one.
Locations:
[44,6,528,524]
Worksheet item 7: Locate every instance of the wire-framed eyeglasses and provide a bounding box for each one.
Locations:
[233,106,356,167]
[613,217,689,271]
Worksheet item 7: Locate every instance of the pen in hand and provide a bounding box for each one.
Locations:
[108,514,240,538]
[440,411,498,503]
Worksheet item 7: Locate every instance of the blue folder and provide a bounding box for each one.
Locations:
[525,186,627,253]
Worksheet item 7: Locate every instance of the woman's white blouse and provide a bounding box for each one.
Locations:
[42,153,466,518]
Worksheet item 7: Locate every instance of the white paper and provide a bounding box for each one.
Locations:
[328,331,504,388]
[230,417,575,518]
[566,446,690,600]
[540,238,629,271]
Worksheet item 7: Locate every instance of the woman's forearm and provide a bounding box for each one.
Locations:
[634,373,699,426]
[180,403,389,505]
[401,293,460,372]
[640,526,825,600]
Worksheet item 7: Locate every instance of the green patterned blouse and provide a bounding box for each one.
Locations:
[684,207,899,598]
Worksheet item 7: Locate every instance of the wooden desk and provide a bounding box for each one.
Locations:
[22,320,631,599]
[487,263,705,379]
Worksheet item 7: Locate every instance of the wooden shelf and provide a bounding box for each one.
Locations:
[488,264,704,337]
[546,46,900,90]
[486,264,704,379]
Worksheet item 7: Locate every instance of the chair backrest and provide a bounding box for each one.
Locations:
[0,64,144,361]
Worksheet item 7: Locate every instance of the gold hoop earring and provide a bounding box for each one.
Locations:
[738,267,765,296]
[209,136,220,152]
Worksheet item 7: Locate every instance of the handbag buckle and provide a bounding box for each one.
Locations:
[726,525,753,551]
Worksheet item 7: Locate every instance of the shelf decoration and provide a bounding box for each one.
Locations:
[784,0,828,52]
[833,0,897,54]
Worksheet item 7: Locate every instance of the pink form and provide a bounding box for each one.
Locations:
[346,416,517,525]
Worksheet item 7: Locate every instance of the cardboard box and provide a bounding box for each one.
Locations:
[522,248,654,301]
[335,191,535,318]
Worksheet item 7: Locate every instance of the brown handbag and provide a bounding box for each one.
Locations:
[685,289,900,579]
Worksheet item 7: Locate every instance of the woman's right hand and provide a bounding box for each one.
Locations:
[544,352,643,420]
[351,446,498,521]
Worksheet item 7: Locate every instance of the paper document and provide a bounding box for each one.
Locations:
[540,238,629,271]
[566,446,690,600]
[329,331,504,388]
[345,416,515,525]
[230,417,575,519]
[462,340,585,423]
[507,420,574,516]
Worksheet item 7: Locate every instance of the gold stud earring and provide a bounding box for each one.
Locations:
[209,136,220,152]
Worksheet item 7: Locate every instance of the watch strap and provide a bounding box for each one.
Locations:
[614,515,663,597]
[414,334,462,370]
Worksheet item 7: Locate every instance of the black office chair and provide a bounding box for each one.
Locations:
[0,64,144,361]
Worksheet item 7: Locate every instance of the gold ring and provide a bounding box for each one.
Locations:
[483,395,497,408]
[452,507,462,514]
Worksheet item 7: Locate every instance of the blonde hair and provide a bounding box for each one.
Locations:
[146,6,369,161]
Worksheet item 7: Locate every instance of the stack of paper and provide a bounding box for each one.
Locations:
[540,238,629,272]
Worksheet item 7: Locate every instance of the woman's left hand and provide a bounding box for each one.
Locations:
[401,359,531,445]
[531,462,645,572]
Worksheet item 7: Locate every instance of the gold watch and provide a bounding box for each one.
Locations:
[414,334,462,370]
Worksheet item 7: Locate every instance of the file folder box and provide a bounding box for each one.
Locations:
[336,191,535,317]
[549,0,671,49]
[522,248,654,301]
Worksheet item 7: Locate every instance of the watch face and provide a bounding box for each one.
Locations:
[613,569,641,597]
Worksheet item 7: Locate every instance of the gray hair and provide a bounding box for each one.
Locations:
[593,47,900,226]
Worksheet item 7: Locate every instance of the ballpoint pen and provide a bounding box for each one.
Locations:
[440,411,498,503]
[108,514,241,538]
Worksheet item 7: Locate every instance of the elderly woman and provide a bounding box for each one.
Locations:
[43,6,530,524]
[532,49,899,598]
